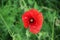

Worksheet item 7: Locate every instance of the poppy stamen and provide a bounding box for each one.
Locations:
[30,18,34,23]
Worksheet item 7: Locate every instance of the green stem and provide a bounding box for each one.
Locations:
[20,0,28,11]
[52,18,55,40]
[0,14,12,36]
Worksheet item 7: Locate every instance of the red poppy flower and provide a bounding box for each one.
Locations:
[22,9,43,34]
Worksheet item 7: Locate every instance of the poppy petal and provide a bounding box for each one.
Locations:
[29,25,41,34]
[22,11,30,28]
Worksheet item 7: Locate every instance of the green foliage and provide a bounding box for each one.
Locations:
[0,0,60,40]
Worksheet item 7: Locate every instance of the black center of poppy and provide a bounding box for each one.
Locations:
[29,18,34,23]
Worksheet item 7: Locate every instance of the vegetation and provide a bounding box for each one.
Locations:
[0,0,60,40]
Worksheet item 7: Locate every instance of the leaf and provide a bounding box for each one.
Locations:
[34,2,39,9]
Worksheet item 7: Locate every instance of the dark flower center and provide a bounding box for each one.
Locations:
[29,18,34,23]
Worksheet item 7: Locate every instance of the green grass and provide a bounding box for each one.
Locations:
[0,0,60,40]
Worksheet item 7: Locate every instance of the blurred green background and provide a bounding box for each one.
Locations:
[0,0,60,40]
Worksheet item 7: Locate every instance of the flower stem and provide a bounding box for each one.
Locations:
[52,17,55,40]
[0,14,12,36]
